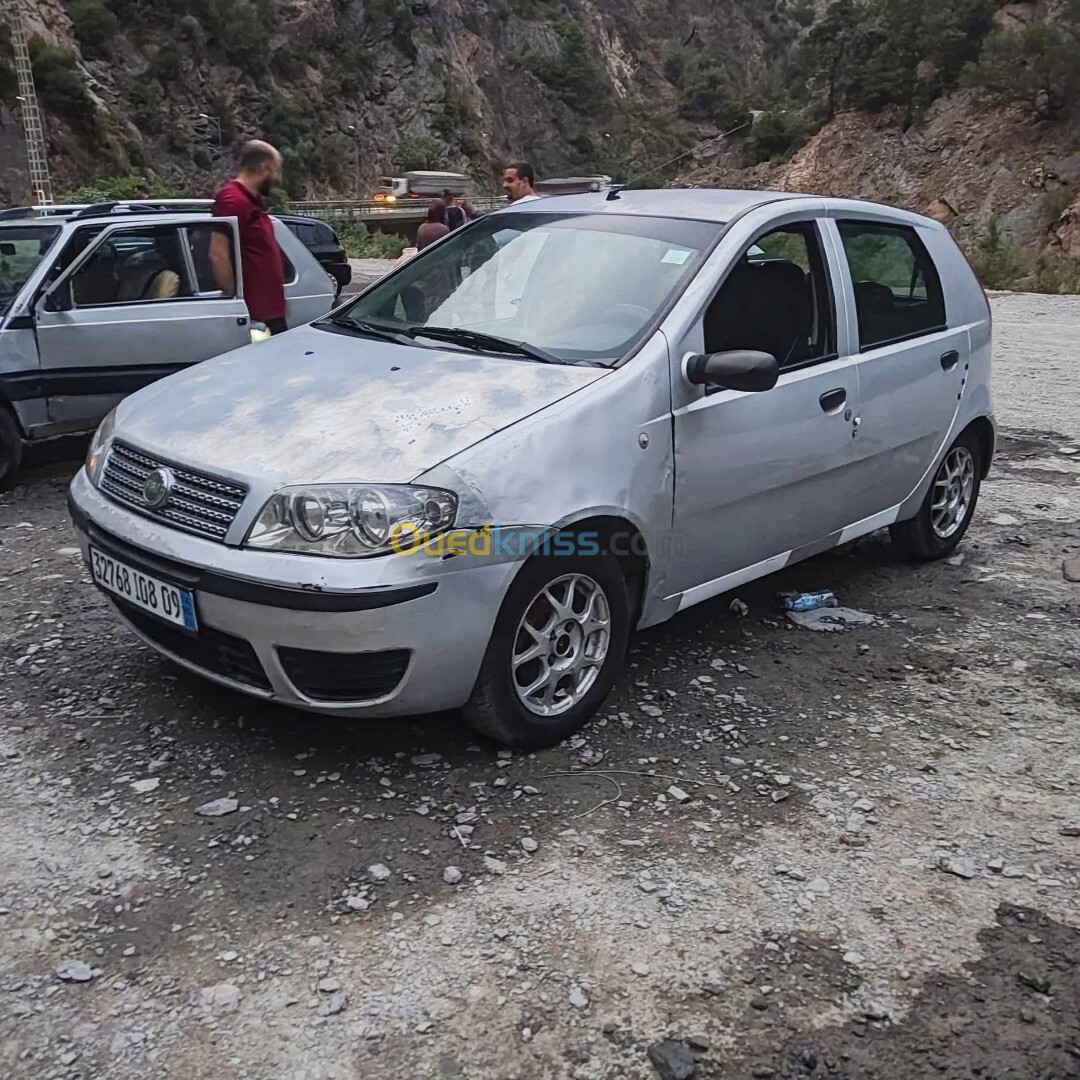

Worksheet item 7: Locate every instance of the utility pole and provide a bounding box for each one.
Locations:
[8,0,53,204]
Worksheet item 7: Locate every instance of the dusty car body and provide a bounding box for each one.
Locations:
[67,189,994,747]
[0,200,336,486]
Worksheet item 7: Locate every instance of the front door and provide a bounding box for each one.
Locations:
[827,217,967,527]
[668,219,860,603]
[35,219,251,428]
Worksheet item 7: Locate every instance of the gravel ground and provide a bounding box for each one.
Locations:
[1,294,1078,1080]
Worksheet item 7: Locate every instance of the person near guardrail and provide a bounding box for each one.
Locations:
[443,190,468,231]
[417,201,450,250]
[503,162,540,203]
[209,140,289,335]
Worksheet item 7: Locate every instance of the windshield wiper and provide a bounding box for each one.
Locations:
[321,315,413,344]
[408,325,563,365]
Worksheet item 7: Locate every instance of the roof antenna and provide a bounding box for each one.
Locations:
[605,120,750,200]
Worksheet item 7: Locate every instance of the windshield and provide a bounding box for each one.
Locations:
[0,225,59,312]
[338,212,721,365]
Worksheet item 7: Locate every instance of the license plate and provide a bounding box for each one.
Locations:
[90,547,198,631]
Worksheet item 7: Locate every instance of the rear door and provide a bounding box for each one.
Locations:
[274,220,336,324]
[35,218,251,427]
[825,216,967,529]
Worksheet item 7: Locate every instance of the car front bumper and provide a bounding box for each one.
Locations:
[68,468,519,717]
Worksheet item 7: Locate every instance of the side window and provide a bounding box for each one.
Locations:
[281,250,297,285]
[316,223,336,245]
[703,222,834,369]
[185,224,235,296]
[837,221,946,350]
[71,225,191,307]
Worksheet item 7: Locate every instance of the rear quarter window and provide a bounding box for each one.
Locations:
[837,220,946,350]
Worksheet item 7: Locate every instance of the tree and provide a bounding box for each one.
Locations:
[789,0,859,120]
[963,22,1080,120]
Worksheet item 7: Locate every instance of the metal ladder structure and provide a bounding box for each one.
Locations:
[7,0,53,205]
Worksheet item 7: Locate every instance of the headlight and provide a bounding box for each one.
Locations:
[85,408,116,487]
[245,484,458,558]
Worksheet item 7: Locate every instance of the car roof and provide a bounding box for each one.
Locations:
[509,188,805,222]
[500,187,939,228]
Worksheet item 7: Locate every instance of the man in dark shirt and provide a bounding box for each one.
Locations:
[209,141,288,335]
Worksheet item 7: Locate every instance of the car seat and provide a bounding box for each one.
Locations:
[705,258,812,365]
[852,280,896,345]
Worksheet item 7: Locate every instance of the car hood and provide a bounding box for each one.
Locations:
[114,325,607,485]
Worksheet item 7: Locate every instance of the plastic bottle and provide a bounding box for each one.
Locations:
[784,591,839,613]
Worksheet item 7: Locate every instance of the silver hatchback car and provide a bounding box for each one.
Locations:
[68,189,993,747]
[0,200,336,486]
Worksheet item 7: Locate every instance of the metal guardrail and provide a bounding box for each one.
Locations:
[288,196,508,222]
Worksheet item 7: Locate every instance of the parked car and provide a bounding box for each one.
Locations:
[0,200,337,488]
[275,214,351,297]
[67,189,994,748]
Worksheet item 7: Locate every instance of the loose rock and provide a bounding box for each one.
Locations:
[647,1039,696,1080]
[195,797,239,818]
[568,986,589,1010]
[443,866,463,884]
[368,863,391,881]
[200,982,241,1014]
[56,961,93,983]
[940,855,978,879]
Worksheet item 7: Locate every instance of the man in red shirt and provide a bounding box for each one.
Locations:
[209,141,289,334]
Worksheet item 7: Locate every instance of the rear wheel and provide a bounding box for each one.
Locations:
[0,406,23,491]
[463,554,630,748]
[890,428,982,561]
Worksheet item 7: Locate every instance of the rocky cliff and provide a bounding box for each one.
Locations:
[684,91,1080,285]
[0,0,804,202]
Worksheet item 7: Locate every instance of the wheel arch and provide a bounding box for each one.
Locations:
[551,514,651,628]
[963,415,995,478]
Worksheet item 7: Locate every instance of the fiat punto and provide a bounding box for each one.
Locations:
[68,189,993,747]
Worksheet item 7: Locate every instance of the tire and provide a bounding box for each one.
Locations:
[0,406,23,492]
[463,553,631,748]
[890,428,982,561]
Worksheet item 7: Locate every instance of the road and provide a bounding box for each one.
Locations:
[1,294,1078,1080]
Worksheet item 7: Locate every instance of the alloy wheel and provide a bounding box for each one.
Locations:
[511,573,611,717]
[930,445,976,539]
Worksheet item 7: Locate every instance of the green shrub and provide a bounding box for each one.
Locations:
[743,109,805,164]
[1031,254,1080,294]
[61,175,176,202]
[337,223,406,259]
[967,220,1019,289]
[28,37,94,128]
[963,22,1080,119]
[67,0,119,59]
[400,135,446,172]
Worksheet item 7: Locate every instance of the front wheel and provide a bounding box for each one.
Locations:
[463,554,630,748]
[890,429,982,561]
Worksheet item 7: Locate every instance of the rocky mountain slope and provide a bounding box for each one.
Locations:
[0,0,804,202]
[0,0,1077,283]
[684,91,1080,286]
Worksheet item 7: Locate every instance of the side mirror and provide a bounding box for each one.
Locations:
[685,349,779,393]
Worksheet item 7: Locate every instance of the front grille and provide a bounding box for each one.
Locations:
[278,646,410,702]
[115,600,271,692]
[101,442,246,542]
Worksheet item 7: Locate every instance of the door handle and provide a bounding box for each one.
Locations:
[940,350,959,371]
[819,388,847,413]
